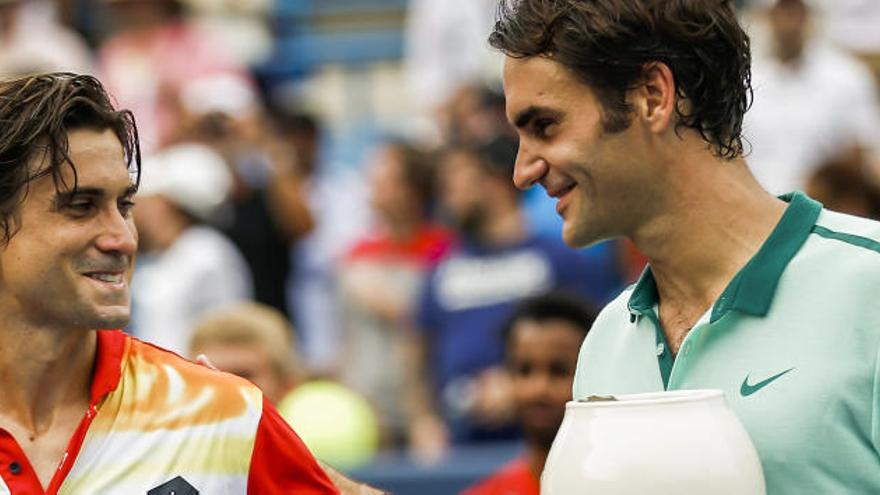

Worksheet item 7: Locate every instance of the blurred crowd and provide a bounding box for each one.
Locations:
[2,0,879,475]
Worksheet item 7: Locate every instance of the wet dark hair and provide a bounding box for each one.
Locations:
[489,0,753,159]
[501,290,597,354]
[0,72,140,244]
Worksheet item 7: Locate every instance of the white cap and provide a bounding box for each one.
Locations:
[138,143,232,221]
[180,74,257,118]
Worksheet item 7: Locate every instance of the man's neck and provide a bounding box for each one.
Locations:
[0,321,95,437]
[525,444,549,482]
[632,157,786,346]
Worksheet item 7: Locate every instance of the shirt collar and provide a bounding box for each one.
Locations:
[90,330,128,405]
[627,192,823,322]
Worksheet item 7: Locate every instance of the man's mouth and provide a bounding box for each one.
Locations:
[551,183,576,199]
[84,272,125,285]
[548,182,576,215]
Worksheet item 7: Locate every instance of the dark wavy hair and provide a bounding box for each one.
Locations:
[489,0,752,159]
[0,72,140,243]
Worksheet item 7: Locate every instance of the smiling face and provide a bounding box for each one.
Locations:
[0,128,138,331]
[504,56,657,248]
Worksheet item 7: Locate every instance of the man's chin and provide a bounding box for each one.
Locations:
[91,307,131,329]
[562,219,614,249]
[562,225,594,249]
[524,426,561,451]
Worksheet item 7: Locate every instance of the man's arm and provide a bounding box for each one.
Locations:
[402,326,450,463]
[248,395,339,494]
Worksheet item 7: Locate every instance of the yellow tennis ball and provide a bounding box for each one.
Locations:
[278,380,380,469]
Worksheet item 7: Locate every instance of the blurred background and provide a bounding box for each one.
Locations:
[4,0,878,493]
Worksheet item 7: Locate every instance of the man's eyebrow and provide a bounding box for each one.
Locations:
[513,106,561,129]
[513,106,540,129]
[54,185,138,205]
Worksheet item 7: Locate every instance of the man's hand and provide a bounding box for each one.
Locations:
[319,461,387,495]
[407,413,449,465]
[470,367,516,427]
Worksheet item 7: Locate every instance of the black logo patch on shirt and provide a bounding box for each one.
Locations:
[147,476,199,495]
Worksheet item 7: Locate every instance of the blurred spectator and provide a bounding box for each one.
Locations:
[184,0,273,67]
[0,0,92,76]
[806,157,880,220]
[97,0,253,151]
[338,141,454,446]
[190,301,301,404]
[745,0,880,194]
[463,291,596,495]
[277,111,372,375]
[438,84,515,147]
[409,137,600,458]
[190,302,380,471]
[814,0,880,82]
[131,143,252,354]
[404,0,500,120]
[171,79,314,320]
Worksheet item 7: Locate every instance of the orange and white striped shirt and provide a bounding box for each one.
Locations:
[0,330,338,494]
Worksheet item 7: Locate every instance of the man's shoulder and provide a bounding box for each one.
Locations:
[120,336,265,425]
[802,210,880,280]
[592,286,636,329]
[128,336,261,388]
[811,209,880,256]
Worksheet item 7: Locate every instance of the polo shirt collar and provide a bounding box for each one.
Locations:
[91,329,128,405]
[627,192,823,322]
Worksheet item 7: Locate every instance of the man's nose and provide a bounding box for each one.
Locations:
[512,141,548,190]
[95,209,137,256]
[520,371,553,399]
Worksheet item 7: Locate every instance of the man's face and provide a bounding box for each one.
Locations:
[504,56,652,247]
[769,1,808,61]
[438,150,490,235]
[0,128,138,330]
[368,146,420,224]
[507,318,583,449]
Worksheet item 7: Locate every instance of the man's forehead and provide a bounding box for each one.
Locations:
[504,57,580,110]
[31,129,135,195]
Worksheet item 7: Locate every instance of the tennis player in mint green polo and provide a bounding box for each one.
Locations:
[574,191,880,492]
[490,0,880,492]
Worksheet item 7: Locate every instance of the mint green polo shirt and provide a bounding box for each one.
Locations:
[573,192,880,494]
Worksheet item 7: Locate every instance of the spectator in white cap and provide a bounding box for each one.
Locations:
[130,142,253,354]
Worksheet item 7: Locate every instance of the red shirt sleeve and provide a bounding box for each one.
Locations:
[248,395,339,494]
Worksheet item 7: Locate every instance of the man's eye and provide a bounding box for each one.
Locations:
[119,199,136,216]
[67,201,93,212]
[514,363,533,377]
[534,118,557,137]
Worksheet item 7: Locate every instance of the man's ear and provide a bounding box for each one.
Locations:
[632,62,677,134]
